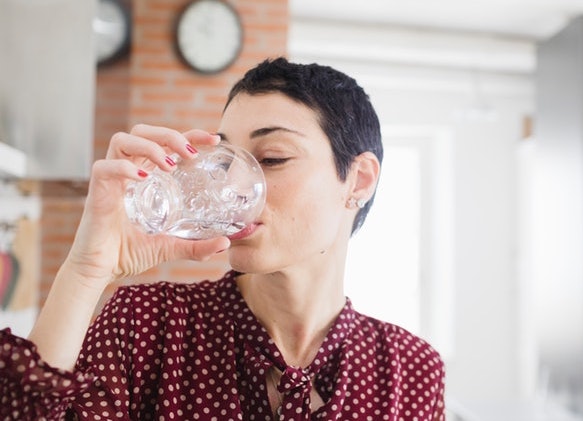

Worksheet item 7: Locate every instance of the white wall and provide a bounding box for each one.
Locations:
[370,83,532,406]
[290,18,536,413]
[534,17,583,415]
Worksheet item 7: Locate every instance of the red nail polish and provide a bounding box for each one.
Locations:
[186,143,197,154]
[138,169,148,178]
[165,156,176,166]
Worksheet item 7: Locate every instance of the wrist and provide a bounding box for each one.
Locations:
[29,259,110,371]
[55,258,111,298]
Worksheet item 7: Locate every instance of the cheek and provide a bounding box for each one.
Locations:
[274,180,344,234]
[266,179,303,208]
[265,167,347,233]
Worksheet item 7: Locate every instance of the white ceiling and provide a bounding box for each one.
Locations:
[289,0,583,78]
[290,0,583,40]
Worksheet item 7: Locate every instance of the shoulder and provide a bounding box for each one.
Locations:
[99,271,238,323]
[353,311,444,378]
[88,272,238,342]
[351,312,446,417]
[112,271,236,306]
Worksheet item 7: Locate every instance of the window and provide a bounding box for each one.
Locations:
[345,126,455,358]
[345,144,421,332]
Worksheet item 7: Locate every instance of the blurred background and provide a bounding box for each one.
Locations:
[1,0,582,420]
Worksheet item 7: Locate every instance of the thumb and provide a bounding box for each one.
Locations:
[172,236,231,261]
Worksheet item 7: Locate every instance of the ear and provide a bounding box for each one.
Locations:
[347,151,381,203]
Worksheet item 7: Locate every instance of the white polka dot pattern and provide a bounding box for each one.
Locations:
[0,271,445,420]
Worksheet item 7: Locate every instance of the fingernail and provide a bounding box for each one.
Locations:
[165,156,176,166]
[185,143,197,154]
[138,169,148,178]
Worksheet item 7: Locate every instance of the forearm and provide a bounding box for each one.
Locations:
[27,261,107,372]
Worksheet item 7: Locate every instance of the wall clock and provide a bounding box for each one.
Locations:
[94,0,131,65]
[175,0,243,74]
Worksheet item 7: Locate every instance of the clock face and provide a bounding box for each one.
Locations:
[94,0,130,65]
[176,0,243,74]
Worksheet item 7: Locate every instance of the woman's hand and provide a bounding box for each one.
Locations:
[64,124,231,290]
[29,124,231,371]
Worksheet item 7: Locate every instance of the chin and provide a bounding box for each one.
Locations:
[228,248,279,275]
[228,247,260,274]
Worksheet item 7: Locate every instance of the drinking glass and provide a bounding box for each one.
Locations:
[124,142,266,240]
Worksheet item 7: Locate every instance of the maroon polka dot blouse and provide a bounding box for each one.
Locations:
[1,271,445,420]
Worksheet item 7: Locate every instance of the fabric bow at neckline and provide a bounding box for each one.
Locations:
[277,365,311,394]
[273,365,312,420]
[243,343,313,420]
[228,276,359,419]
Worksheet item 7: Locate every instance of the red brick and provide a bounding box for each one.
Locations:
[40,0,288,305]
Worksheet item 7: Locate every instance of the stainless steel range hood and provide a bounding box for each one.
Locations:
[0,0,96,180]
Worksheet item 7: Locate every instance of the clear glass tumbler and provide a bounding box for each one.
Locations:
[124,142,266,240]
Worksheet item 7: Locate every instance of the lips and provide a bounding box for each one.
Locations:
[228,223,260,241]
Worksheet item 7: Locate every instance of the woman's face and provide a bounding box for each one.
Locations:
[218,92,356,274]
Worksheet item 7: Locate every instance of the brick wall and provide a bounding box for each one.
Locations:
[39,0,288,308]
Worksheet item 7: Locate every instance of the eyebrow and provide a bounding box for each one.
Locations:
[217,126,305,142]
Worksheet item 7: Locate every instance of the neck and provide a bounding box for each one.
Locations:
[237,264,346,367]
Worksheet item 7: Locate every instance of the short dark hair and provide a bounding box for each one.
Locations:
[225,57,383,234]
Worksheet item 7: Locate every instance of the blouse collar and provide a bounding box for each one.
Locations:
[220,270,357,374]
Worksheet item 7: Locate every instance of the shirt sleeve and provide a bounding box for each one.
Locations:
[413,339,446,421]
[0,286,136,420]
[70,285,136,419]
[0,328,95,420]
[431,356,447,421]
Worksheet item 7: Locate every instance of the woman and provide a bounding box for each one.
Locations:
[1,58,445,420]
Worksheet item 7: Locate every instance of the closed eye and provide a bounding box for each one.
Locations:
[259,157,290,167]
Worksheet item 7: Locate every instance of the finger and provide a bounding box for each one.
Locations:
[130,123,190,149]
[78,160,142,225]
[182,129,222,147]
[125,124,200,160]
[107,131,182,172]
[172,236,231,261]
[87,160,148,211]
[91,158,150,183]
